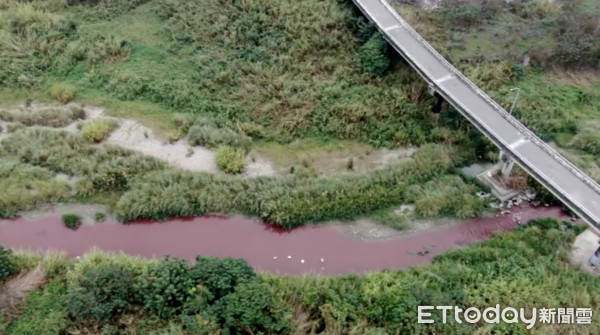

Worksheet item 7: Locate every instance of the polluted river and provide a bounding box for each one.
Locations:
[0,205,568,275]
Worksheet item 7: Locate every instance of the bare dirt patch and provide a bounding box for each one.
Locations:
[0,265,45,321]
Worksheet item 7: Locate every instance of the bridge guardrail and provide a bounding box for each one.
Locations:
[377,0,600,197]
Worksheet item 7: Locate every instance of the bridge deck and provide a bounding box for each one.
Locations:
[353,0,600,230]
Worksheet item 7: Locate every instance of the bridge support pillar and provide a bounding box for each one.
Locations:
[428,85,444,114]
[427,84,435,96]
[498,151,515,177]
[589,246,600,267]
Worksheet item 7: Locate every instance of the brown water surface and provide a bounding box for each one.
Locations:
[0,206,566,275]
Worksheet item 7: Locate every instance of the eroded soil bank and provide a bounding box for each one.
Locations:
[0,206,567,275]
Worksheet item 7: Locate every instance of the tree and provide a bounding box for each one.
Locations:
[136,256,195,318]
[356,33,389,77]
[216,281,290,335]
[190,257,256,301]
[0,246,18,282]
[67,263,134,324]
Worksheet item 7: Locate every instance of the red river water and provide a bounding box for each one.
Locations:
[0,206,566,275]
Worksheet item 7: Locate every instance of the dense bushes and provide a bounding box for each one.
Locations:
[0,245,19,282]
[178,115,252,150]
[114,144,469,228]
[0,106,85,128]
[217,280,290,334]
[571,123,600,155]
[67,263,135,323]
[356,33,389,77]
[62,214,82,230]
[130,255,287,332]
[406,175,485,218]
[136,256,196,318]
[1,129,164,195]
[191,257,256,301]
[0,160,71,218]
[215,146,246,174]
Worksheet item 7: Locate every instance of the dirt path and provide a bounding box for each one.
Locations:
[0,265,45,320]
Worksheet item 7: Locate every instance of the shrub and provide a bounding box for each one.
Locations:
[216,280,290,334]
[0,160,71,218]
[136,256,195,318]
[0,107,83,128]
[190,257,256,301]
[215,146,246,174]
[6,123,24,132]
[80,118,118,143]
[94,212,106,222]
[187,124,251,149]
[406,175,485,218]
[50,83,76,104]
[356,33,389,77]
[62,213,82,230]
[0,246,19,282]
[67,263,135,324]
[571,124,600,155]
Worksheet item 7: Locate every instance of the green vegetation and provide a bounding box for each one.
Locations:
[0,105,85,128]
[356,33,389,77]
[393,0,600,183]
[80,118,118,143]
[0,160,70,218]
[0,246,18,283]
[94,211,106,222]
[114,144,485,228]
[49,83,76,104]
[2,219,599,334]
[0,127,486,228]
[61,214,82,230]
[214,146,246,174]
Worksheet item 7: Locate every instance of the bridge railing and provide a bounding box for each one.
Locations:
[377,0,600,197]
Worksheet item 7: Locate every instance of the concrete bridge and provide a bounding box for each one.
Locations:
[351,0,600,233]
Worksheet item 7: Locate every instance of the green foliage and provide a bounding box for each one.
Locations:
[115,144,456,228]
[191,257,256,301]
[80,118,118,143]
[49,83,76,104]
[1,128,164,195]
[62,213,82,230]
[214,146,246,174]
[0,160,71,218]
[5,279,69,335]
[571,123,600,155]
[67,263,134,324]
[137,256,195,319]
[0,246,19,282]
[94,211,106,222]
[0,106,85,127]
[406,175,485,218]
[356,33,389,77]
[217,280,290,334]
[187,124,251,150]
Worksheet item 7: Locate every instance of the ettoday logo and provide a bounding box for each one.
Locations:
[418,305,593,329]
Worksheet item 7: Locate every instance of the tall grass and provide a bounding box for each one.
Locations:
[0,160,71,218]
[114,144,476,228]
[0,128,165,195]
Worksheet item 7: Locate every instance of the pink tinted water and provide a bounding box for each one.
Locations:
[0,206,566,275]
